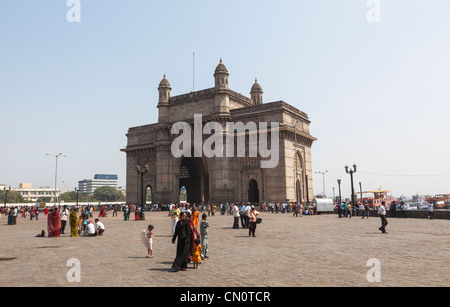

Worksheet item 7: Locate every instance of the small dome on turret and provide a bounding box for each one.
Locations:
[158,74,171,89]
[251,78,263,93]
[214,58,229,75]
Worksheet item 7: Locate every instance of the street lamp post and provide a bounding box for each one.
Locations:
[75,188,79,207]
[337,179,342,204]
[345,164,357,208]
[137,165,149,220]
[359,182,363,203]
[4,186,11,207]
[315,170,328,197]
[46,153,67,207]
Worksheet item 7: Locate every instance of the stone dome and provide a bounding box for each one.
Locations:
[251,79,263,93]
[214,59,229,75]
[158,74,171,88]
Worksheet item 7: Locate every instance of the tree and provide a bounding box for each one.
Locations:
[60,191,77,203]
[0,191,24,204]
[93,186,121,202]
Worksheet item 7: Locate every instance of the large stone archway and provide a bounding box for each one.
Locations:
[178,156,209,205]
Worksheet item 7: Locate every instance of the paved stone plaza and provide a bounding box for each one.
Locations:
[0,211,449,287]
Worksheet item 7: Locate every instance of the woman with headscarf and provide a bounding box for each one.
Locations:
[48,207,61,237]
[186,212,201,263]
[69,208,79,237]
[171,212,191,272]
[192,206,199,230]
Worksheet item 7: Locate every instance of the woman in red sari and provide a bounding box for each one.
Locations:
[98,206,106,217]
[49,208,61,237]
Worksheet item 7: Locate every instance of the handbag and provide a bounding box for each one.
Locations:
[256,218,262,224]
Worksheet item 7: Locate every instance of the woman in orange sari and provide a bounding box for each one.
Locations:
[192,207,199,230]
[186,212,200,263]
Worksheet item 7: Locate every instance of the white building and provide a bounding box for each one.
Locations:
[78,174,118,194]
[13,183,60,202]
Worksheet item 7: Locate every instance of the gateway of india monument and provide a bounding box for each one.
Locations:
[121,60,316,205]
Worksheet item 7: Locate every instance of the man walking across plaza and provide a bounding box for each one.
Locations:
[239,203,247,228]
[378,201,388,234]
[232,203,240,229]
[362,202,370,219]
[427,202,434,220]
[60,205,69,234]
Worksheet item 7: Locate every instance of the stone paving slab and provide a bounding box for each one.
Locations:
[0,212,449,287]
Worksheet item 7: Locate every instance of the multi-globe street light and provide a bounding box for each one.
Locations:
[137,165,149,220]
[337,179,342,204]
[345,164,357,208]
[75,187,79,207]
[46,153,67,207]
[3,186,11,207]
[315,170,328,197]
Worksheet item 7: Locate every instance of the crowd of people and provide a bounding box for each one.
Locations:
[2,198,438,265]
[0,204,106,238]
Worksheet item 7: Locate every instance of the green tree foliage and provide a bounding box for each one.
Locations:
[93,186,121,202]
[60,191,93,203]
[0,191,24,204]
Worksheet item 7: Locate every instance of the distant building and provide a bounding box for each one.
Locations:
[78,174,119,194]
[13,183,60,202]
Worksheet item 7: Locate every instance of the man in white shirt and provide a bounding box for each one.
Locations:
[11,207,18,225]
[60,205,69,234]
[232,203,240,229]
[94,219,105,236]
[245,203,252,228]
[427,202,434,220]
[85,220,96,237]
[378,202,388,234]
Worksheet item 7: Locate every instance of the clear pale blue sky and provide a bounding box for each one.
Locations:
[1,0,449,198]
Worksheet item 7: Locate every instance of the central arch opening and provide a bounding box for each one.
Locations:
[179,157,209,205]
[146,186,152,204]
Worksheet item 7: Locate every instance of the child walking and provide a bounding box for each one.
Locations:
[192,238,202,269]
[200,213,209,259]
[141,225,154,258]
[147,225,154,258]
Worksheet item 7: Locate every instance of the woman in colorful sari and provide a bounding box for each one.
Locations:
[69,208,79,237]
[186,212,201,263]
[48,208,61,237]
[98,206,106,217]
[192,207,199,230]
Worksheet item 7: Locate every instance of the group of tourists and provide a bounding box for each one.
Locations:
[164,204,210,272]
[122,204,145,221]
[260,202,313,215]
[28,205,106,238]
[67,206,106,237]
[2,205,41,224]
[230,203,261,236]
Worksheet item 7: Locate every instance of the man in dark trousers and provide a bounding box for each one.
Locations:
[378,201,388,234]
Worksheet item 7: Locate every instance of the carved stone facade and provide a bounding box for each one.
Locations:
[121,60,316,205]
